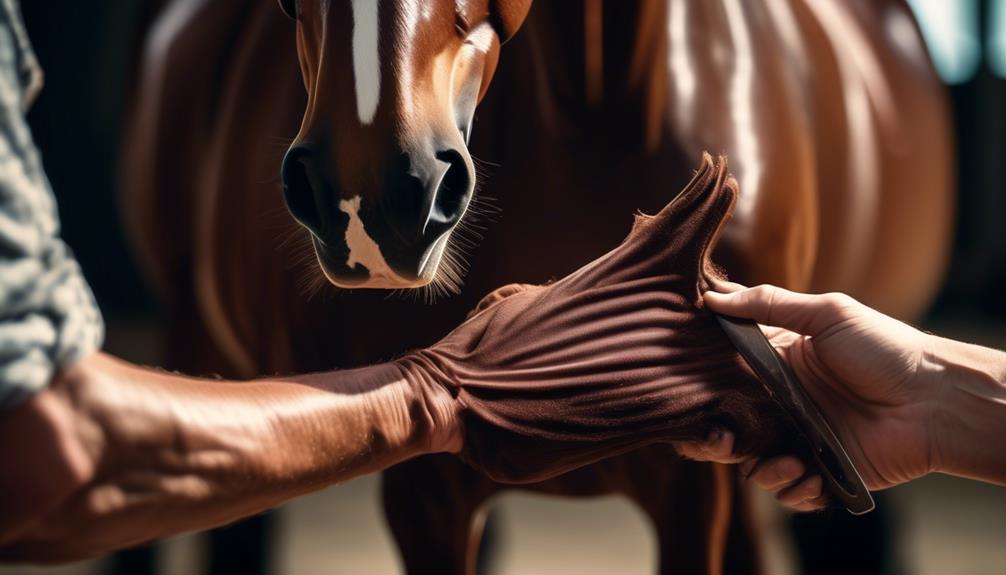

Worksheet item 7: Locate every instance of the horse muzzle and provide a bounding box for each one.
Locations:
[281,142,474,289]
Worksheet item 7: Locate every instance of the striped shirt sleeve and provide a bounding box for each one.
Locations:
[0,1,104,408]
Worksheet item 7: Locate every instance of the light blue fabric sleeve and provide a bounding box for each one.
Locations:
[0,0,104,408]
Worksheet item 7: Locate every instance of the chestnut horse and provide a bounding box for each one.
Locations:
[123,0,952,573]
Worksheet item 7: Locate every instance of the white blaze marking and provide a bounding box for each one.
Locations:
[397,0,429,117]
[339,196,400,282]
[351,0,381,124]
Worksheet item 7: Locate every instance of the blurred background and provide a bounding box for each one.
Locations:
[3,0,1005,573]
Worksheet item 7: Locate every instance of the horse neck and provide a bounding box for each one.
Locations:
[520,0,671,150]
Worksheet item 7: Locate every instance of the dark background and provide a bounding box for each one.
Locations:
[21,1,164,319]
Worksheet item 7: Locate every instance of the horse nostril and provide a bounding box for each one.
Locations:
[426,149,472,237]
[281,144,326,236]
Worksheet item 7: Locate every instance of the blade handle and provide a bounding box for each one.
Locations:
[714,313,875,515]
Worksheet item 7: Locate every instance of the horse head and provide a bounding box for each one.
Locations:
[278,0,532,291]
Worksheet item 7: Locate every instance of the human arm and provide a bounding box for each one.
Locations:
[0,155,788,562]
[0,351,458,563]
[702,283,1006,510]
[0,14,447,553]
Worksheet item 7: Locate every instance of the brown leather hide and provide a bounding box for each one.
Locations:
[405,155,794,484]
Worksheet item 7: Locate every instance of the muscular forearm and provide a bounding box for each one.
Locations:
[927,335,1006,484]
[0,352,456,563]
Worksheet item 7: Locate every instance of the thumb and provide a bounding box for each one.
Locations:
[703,284,850,337]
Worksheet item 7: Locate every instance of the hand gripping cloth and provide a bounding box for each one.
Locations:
[401,154,795,483]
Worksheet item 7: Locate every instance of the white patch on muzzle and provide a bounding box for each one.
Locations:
[351,0,381,124]
[338,195,405,286]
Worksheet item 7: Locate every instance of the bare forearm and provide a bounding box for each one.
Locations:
[928,336,1006,484]
[0,353,454,563]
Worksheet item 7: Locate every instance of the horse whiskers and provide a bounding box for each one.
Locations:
[470,153,501,172]
[396,242,464,305]
[283,177,498,304]
[275,221,309,252]
[298,261,333,301]
[265,206,329,301]
[470,155,498,186]
[284,228,333,301]
[393,192,495,305]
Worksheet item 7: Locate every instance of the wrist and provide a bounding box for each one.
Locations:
[393,352,461,455]
[925,335,1006,480]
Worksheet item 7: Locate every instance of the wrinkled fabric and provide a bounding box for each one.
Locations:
[0,0,104,408]
[401,154,792,483]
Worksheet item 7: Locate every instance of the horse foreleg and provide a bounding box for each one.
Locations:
[720,477,762,575]
[382,454,494,575]
[635,460,740,575]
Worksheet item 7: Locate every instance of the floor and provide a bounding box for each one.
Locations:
[4,471,1006,575]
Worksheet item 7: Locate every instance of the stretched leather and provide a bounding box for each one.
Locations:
[402,154,792,483]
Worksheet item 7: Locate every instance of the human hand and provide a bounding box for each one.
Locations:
[397,155,796,483]
[704,283,939,510]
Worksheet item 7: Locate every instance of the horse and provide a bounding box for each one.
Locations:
[122,0,952,573]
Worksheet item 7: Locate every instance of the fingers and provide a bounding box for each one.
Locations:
[747,456,805,488]
[675,430,830,511]
[675,430,746,464]
[789,496,829,513]
[776,475,823,508]
[707,278,746,294]
[740,456,828,512]
[704,284,855,337]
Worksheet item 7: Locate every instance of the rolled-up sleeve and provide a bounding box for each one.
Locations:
[0,2,103,408]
